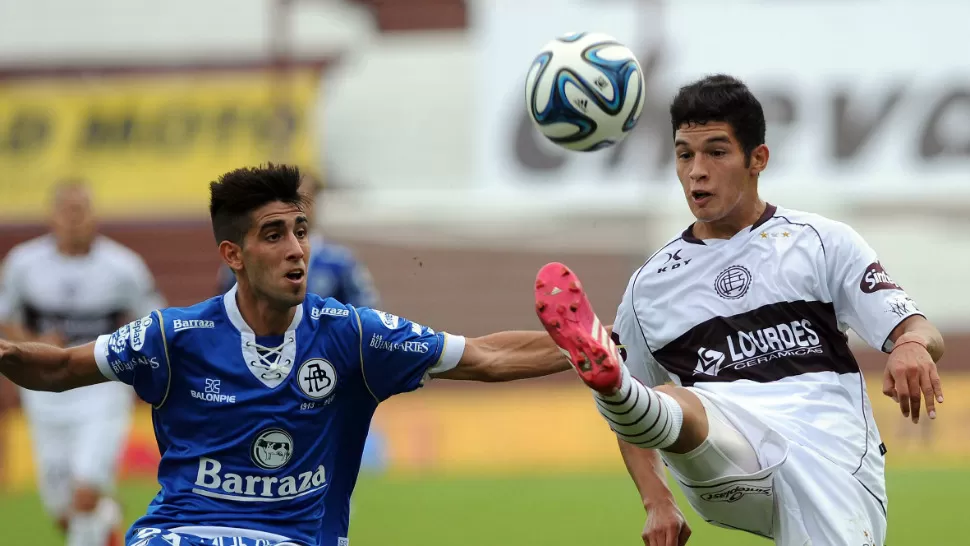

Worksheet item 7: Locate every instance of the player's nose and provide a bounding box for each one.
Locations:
[283,233,305,261]
[688,157,709,182]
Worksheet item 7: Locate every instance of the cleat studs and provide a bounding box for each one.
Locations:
[536,279,545,289]
[557,304,566,315]
[568,281,581,293]
[536,302,546,312]
[560,267,570,277]
[569,303,579,312]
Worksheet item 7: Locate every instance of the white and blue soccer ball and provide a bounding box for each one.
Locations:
[525,32,646,152]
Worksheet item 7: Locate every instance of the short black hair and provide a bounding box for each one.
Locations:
[209,163,310,245]
[669,74,766,160]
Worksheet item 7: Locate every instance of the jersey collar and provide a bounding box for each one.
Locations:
[223,284,304,335]
[681,203,777,245]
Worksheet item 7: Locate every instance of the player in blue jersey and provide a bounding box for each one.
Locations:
[214,171,383,546]
[0,164,574,546]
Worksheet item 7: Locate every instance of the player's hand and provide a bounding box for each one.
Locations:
[883,337,943,424]
[643,501,691,546]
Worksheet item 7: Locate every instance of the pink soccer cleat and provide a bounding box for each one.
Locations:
[534,262,621,394]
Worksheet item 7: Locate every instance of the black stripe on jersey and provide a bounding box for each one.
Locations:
[653,300,859,386]
[23,305,125,345]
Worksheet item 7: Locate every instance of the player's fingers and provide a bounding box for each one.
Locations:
[678,522,692,546]
[906,368,921,423]
[881,368,897,402]
[659,531,674,546]
[893,369,911,418]
[920,366,937,420]
[929,364,944,405]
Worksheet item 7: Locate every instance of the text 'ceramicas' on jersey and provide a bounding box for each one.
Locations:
[92,286,465,545]
[612,204,922,516]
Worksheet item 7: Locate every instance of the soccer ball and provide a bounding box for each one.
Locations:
[525,32,646,152]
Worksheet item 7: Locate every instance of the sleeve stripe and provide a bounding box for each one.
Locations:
[354,308,381,404]
[428,334,466,375]
[93,335,120,382]
[154,309,173,409]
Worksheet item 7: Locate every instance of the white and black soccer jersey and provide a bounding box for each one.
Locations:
[612,204,922,513]
[0,234,164,422]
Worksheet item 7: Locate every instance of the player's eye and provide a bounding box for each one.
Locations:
[677,151,692,160]
[266,233,281,242]
[710,149,727,157]
[295,228,308,239]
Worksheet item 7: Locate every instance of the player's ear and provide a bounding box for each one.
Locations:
[219,240,244,273]
[748,144,769,175]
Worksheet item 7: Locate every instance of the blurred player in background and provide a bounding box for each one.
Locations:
[536,75,944,546]
[0,164,572,546]
[214,169,383,546]
[0,180,165,546]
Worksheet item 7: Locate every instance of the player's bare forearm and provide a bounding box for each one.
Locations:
[890,315,944,362]
[436,331,571,382]
[0,340,103,392]
[618,438,678,510]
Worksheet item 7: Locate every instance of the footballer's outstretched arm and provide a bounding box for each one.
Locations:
[0,340,106,392]
[618,439,692,545]
[434,330,573,382]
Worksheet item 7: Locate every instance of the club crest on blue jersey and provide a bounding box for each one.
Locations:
[297,358,337,400]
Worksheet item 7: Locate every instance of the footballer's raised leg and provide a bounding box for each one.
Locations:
[535,262,698,452]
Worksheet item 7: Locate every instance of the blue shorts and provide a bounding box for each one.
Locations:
[128,528,304,546]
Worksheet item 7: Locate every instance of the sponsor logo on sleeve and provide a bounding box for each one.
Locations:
[410,322,435,336]
[110,355,160,374]
[129,315,153,351]
[374,310,400,329]
[369,334,430,354]
[887,295,920,318]
[860,261,903,293]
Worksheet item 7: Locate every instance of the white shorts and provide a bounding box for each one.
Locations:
[27,411,132,517]
[661,390,887,546]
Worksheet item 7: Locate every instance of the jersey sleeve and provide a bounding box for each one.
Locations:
[613,276,672,388]
[92,310,171,406]
[353,307,465,401]
[825,222,924,353]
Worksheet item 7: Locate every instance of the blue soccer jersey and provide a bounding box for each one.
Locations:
[93,287,465,546]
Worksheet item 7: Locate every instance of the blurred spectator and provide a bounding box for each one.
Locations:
[0,180,165,546]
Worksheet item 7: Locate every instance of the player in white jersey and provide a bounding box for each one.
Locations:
[0,180,165,546]
[534,75,945,546]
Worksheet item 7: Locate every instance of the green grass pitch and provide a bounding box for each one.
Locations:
[0,468,963,544]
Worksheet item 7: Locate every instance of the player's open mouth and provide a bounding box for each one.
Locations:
[284,270,305,282]
[691,191,713,204]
